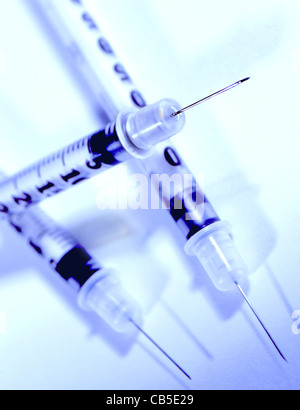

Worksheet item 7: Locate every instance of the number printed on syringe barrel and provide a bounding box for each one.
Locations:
[0,123,130,217]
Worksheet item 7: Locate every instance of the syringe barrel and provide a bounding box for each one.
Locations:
[10,207,142,332]
[143,145,221,239]
[0,124,131,217]
[0,101,185,218]
[142,145,249,291]
[34,0,147,116]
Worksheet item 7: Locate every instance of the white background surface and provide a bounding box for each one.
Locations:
[0,0,300,390]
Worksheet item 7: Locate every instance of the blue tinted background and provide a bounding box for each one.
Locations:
[0,0,300,390]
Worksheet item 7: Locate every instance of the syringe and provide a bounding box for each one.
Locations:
[31,0,286,360]
[7,203,191,379]
[0,81,246,218]
[142,145,287,361]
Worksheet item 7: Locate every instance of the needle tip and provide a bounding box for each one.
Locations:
[240,77,251,83]
[234,282,287,362]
